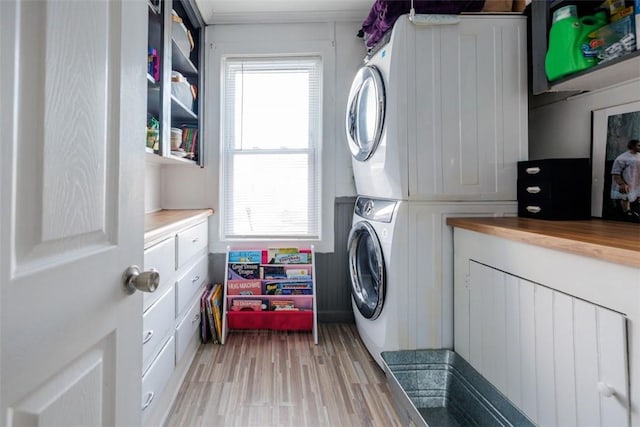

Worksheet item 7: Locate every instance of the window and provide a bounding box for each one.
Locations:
[221,57,322,240]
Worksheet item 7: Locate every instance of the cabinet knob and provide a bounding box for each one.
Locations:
[122,266,159,294]
[597,382,615,398]
[142,391,155,411]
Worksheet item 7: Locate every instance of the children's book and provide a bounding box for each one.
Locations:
[211,283,223,341]
[205,285,219,343]
[228,263,260,279]
[200,285,212,343]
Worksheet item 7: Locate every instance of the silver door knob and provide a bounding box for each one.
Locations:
[122,265,159,294]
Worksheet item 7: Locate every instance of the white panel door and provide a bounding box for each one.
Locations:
[464,261,630,426]
[0,1,146,425]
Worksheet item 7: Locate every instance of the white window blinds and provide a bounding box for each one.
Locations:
[221,57,322,239]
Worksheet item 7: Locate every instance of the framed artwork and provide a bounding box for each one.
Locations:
[591,101,640,223]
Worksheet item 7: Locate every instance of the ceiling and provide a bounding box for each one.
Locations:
[193,0,373,24]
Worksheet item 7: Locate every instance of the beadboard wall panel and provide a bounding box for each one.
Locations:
[209,197,356,323]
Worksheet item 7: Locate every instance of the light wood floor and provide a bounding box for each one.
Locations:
[164,323,404,426]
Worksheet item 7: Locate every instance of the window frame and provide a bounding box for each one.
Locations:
[221,56,323,240]
[206,38,336,253]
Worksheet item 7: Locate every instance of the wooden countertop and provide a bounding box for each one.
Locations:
[144,208,214,248]
[446,217,640,268]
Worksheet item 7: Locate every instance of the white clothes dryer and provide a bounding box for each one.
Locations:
[348,196,516,369]
[345,14,528,201]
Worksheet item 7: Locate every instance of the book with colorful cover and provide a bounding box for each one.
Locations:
[264,281,313,295]
[205,285,218,343]
[200,285,212,343]
[228,263,260,280]
[227,279,262,295]
[260,265,287,279]
[273,252,310,264]
[211,283,223,341]
[228,250,263,263]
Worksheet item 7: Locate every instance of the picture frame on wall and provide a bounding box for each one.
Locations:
[591,101,640,223]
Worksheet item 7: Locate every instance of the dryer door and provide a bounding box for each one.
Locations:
[345,65,385,161]
[347,221,386,320]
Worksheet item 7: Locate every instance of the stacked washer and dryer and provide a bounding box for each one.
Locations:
[346,14,528,368]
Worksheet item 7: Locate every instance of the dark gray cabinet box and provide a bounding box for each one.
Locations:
[517,158,591,220]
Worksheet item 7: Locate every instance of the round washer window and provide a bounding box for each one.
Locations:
[347,221,385,320]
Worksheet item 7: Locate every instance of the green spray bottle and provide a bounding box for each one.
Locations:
[545,5,608,82]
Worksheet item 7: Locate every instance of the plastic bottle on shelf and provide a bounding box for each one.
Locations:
[545,5,608,81]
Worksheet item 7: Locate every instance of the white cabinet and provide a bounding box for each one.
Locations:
[143,236,176,310]
[464,260,629,427]
[141,209,212,426]
[451,225,640,427]
[142,286,176,374]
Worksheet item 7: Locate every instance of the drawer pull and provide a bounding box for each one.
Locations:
[142,391,155,411]
[191,275,200,283]
[192,237,199,243]
[526,206,542,213]
[597,382,615,398]
[142,330,154,344]
[525,167,541,175]
[192,313,201,324]
[526,186,541,194]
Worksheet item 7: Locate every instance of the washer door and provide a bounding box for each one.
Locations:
[347,221,386,320]
[345,65,385,162]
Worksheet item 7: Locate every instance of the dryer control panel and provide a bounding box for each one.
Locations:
[355,197,396,223]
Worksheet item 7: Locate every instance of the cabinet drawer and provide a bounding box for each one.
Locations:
[175,298,202,364]
[141,336,175,423]
[176,221,207,269]
[517,158,589,181]
[142,286,175,375]
[175,254,208,317]
[143,237,176,310]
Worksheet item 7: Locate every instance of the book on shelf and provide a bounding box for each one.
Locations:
[264,280,313,295]
[265,247,311,264]
[270,300,297,311]
[228,250,262,263]
[227,279,262,295]
[228,263,260,280]
[230,299,265,311]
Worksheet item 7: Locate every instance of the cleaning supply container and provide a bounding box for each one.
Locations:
[545,5,608,81]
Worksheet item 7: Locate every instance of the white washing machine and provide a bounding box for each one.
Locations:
[348,196,516,369]
[345,14,528,201]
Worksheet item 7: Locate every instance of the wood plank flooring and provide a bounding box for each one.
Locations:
[164,323,404,426]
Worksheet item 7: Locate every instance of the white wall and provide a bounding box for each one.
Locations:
[145,163,162,213]
[529,79,640,159]
[155,20,366,252]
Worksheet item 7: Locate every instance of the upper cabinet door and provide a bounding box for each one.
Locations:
[0,0,147,425]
